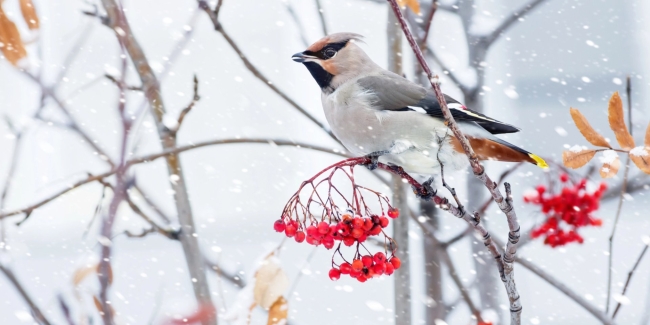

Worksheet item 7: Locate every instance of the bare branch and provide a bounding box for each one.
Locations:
[425,49,471,92]
[314,0,329,36]
[197,0,340,144]
[510,251,615,325]
[0,264,53,325]
[104,73,142,91]
[439,248,484,322]
[483,0,551,47]
[283,1,310,47]
[173,74,200,135]
[612,243,649,318]
[204,257,245,288]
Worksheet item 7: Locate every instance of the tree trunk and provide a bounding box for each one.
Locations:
[388,8,411,325]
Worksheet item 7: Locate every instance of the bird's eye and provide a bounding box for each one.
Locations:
[324,48,337,59]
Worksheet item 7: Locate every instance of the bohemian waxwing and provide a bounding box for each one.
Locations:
[292,32,547,177]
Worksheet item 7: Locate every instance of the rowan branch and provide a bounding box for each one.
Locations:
[425,49,471,92]
[387,2,522,322]
[283,1,310,47]
[440,246,483,322]
[612,243,649,318]
[314,0,329,36]
[173,74,200,135]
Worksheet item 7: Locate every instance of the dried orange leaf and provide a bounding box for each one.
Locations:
[630,146,650,174]
[562,147,596,169]
[396,0,421,14]
[19,0,39,30]
[570,107,610,148]
[72,264,97,286]
[92,296,103,313]
[608,92,635,150]
[254,256,289,309]
[267,296,288,325]
[0,6,27,66]
[599,151,620,178]
[645,121,650,147]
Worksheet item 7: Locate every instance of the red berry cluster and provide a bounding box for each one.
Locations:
[274,208,400,282]
[328,252,401,283]
[524,174,605,247]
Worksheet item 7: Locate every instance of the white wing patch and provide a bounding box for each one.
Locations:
[407,106,427,114]
[447,103,498,122]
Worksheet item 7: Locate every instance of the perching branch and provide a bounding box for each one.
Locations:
[387,2,523,322]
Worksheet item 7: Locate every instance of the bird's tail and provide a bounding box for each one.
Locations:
[469,137,548,168]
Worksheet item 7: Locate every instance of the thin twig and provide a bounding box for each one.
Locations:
[0,264,53,325]
[425,49,470,92]
[606,77,633,314]
[314,0,328,36]
[439,248,484,322]
[612,243,649,318]
[173,74,200,135]
[205,257,245,288]
[283,1,310,47]
[198,0,340,144]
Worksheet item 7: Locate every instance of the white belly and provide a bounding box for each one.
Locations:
[321,82,469,175]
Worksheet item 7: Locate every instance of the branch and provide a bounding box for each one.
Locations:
[0,264,53,325]
[483,0,551,47]
[283,1,309,47]
[172,74,200,135]
[204,257,245,288]
[197,0,340,144]
[0,138,347,220]
[387,2,522,322]
[314,0,328,36]
[439,247,484,322]
[612,242,650,318]
[425,49,471,92]
[510,252,615,325]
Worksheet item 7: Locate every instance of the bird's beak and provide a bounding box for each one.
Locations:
[291,52,316,63]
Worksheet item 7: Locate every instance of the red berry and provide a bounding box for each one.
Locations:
[306,225,319,237]
[273,220,286,232]
[368,225,382,236]
[352,259,364,271]
[372,262,386,275]
[306,235,320,246]
[560,173,569,182]
[352,218,364,229]
[373,252,386,264]
[343,237,356,246]
[340,262,352,275]
[294,231,305,243]
[329,268,341,281]
[387,208,399,219]
[385,263,395,275]
[390,257,401,269]
[284,224,297,237]
[356,274,367,283]
[357,234,367,243]
[350,268,361,278]
[362,255,373,268]
[379,217,389,228]
[351,228,363,239]
[322,236,335,249]
[318,221,330,234]
[363,218,374,231]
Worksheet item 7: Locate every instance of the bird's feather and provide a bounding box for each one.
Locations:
[356,73,520,134]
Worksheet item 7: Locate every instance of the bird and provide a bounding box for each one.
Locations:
[291,32,547,181]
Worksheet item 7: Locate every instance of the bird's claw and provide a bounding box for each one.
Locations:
[413,177,436,200]
[364,154,379,171]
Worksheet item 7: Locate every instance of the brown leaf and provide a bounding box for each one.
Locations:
[608,92,635,150]
[92,295,115,317]
[397,0,421,14]
[630,147,650,174]
[72,264,97,286]
[645,121,650,147]
[19,0,39,30]
[562,148,596,169]
[267,296,288,325]
[570,108,610,148]
[0,6,27,66]
[599,155,620,178]
[254,256,289,309]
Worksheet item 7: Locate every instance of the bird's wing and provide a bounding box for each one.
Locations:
[356,73,520,134]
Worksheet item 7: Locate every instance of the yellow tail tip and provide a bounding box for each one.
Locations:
[529,153,549,169]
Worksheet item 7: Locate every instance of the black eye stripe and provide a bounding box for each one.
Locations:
[303,40,349,60]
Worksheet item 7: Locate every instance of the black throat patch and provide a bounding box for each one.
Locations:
[303,62,335,94]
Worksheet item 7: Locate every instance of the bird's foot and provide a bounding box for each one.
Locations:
[413,177,437,200]
[362,150,388,171]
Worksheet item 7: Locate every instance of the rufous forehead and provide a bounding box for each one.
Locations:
[306,37,332,52]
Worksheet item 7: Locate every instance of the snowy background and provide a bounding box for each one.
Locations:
[0,0,649,324]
